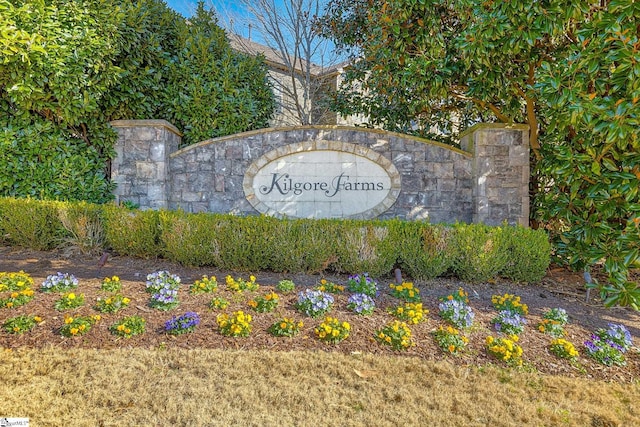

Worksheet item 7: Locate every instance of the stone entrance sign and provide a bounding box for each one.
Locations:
[110,122,530,226]
[244,141,401,219]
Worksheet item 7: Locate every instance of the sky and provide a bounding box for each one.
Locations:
[164,0,344,65]
[166,1,246,20]
[166,1,291,44]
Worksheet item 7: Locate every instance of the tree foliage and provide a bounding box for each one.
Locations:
[163,3,275,144]
[318,0,640,307]
[226,0,342,126]
[0,0,275,202]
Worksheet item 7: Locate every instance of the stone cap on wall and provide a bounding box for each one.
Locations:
[170,125,472,158]
[110,119,183,137]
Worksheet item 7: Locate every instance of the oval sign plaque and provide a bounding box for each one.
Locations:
[243,141,401,219]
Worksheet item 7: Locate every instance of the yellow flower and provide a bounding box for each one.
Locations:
[280,322,288,329]
[79,324,86,331]
[321,279,327,285]
[34,316,42,323]
[67,293,76,300]
[448,345,456,353]
[10,292,18,298]
[70,328,79,335]
[112,276,119,281]
[65,316,74,324]
[122,298,130,304]
[117,324,125,331]
[249,275,256,282]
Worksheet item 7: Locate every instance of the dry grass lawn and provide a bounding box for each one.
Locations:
[1,346,639,426]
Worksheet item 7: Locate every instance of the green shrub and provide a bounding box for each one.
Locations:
[500,226,551,283]
[0,197,62,250]
[103,205,160,258]
[212,215,277,271]
[265,219,340,274]
[450,223,510,283]
[0,198,552,285]
[393,221,453,280]
[57,202,105,255]
[160,210,224,267]
[333,220,397,277]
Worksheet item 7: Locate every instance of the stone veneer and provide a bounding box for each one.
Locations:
[110,121,530,226]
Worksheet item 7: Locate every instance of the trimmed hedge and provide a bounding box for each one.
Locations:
[0,197,551,283]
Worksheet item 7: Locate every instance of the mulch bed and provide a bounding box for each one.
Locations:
[1,246,638,383]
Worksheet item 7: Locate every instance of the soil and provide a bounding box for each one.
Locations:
[1,245,639,383]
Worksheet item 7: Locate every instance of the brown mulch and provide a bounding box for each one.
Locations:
[1,245,638,383]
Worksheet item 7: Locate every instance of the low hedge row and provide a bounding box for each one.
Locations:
[0,197,551,283]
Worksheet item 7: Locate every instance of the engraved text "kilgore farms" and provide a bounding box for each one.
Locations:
[259,172,384,198]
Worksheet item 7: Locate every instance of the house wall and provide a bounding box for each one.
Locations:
[110,122,530,226]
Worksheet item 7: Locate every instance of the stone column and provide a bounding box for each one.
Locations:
[460,124,530,227]
[109,120,181,210]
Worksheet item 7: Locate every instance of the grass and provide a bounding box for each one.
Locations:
[1,347,639,426]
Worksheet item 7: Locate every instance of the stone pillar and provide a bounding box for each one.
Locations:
[460,124,530,227]
[110,120,181,210]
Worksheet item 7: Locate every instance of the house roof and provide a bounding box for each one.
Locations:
[228,34,348,77]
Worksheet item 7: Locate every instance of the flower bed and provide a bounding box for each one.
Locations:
[0,263,638,382]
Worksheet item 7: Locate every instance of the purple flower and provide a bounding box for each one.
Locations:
[295,289,334,317]
[346,273,379,297]
[438,299,474,329]
[347,293,375,315]
[165,312,200,335]
[146,270,181,293]
[41,272,78,291]
[492,310,526,335]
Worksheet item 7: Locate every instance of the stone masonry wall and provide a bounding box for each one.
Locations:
[460,124,530,227]
[110,122,530,226]
[110,120,181,210]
